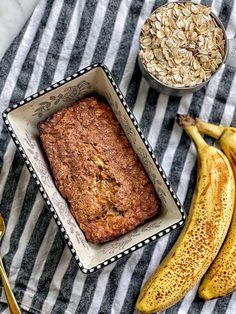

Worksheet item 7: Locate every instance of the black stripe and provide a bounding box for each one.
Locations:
[75,269,102,313]
[0,150,25,223]
[38,0,78,91]
[218,0,234,29]
[27,230,66,311]
[98,256,131,313]
[168,87,207,192]
[65,1,99,77]
[124,0,167,110]
[231,103,236,126]
[0,20,29,95]
[208,68,235,124]
[12,204,52,304]
[139,89,159,138]
[111,0,144,84]
[50,257,80,314]
[201,0,213,6]
[0,125,11,170]
[9,0,55,105]
[91,0,123,64]
[213,294,233,314]
[0,303,8,313]
[154,96,181,164]
[112,0,169,85]
[125,59,143,110]
[2,176,39,277]
[187,295,205,314]
[120,242,157,314]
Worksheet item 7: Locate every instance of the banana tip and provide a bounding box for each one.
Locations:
[198,286,215,301]
[176,114,196,127]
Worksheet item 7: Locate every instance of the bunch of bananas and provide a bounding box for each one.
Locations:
[136,115,236,313]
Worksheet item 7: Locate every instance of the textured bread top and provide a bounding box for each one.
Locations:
[38,96,160,243]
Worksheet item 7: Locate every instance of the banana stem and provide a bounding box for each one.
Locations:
[195,118,225,140]
[177,114,207,151]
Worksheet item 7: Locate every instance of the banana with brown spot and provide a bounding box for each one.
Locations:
[195,117,236,300]
[135,115,235,313]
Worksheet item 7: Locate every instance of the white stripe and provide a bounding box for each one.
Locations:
[226,292,236,313]
[0,0,40,60]
[141,234,169,287]
[8,193,45,287]
[225,0,236,37]
[0,141,16,202]
[175,142,196,205]
[104,0,133,70]
[0,0,47,108]
[119,0,156,94]
[40,247,73,314]
[199,66,225,121]
[20,218,59,310]
[200,299,217,314]
[222,74,236,125]
[177,284,200,314]
[199,0,235,123]
[211,0,223,16]
[26,0,64,97]
[132,79,149,122]
[0,166,31,301]
[109,247,145,314]
[79,0,110,69]
[52,0,86,83]
[64,271,87,314]
[0,166,31,257]
[87,263,117,314]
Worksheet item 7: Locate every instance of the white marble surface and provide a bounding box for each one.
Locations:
[0,0,40,59]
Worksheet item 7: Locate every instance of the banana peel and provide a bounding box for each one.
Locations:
[135,115,235,313]
[194,117,236,300]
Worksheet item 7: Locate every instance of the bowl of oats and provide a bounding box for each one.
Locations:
[138,1,231,96]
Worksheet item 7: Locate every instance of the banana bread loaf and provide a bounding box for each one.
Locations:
[38,95,160,243]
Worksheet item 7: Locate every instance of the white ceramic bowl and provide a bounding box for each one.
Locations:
[2,64,185,273]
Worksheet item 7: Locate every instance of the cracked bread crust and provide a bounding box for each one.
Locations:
[38,96,160,243]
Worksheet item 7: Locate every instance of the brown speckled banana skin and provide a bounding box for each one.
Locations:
[195,118,236,300]
[135,115,235,313]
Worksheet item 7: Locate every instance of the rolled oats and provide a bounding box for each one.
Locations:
[139,2,225,88]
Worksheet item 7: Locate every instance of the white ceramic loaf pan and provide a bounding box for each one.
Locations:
[2,64,185,273]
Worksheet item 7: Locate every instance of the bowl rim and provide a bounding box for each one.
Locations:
[2,63,185,273]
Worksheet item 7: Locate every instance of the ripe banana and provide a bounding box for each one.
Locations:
[135,114,235,313]
[195,117,236,300]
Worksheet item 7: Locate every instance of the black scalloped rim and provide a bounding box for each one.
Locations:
[2,63,185,274]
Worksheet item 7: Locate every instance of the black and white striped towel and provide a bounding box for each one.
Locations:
[0,0,236,313]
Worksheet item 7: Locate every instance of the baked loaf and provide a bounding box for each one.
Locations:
[38,96,160,243]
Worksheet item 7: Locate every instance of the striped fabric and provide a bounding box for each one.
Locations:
[0,0,236,313]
